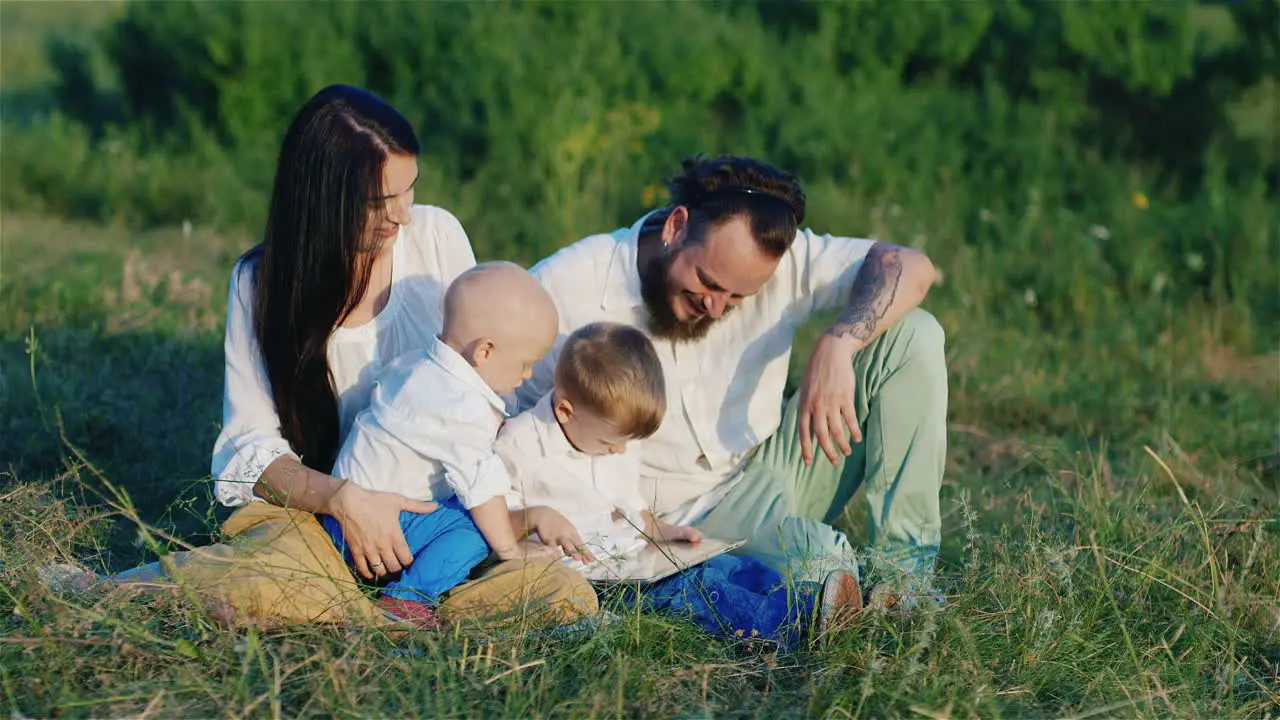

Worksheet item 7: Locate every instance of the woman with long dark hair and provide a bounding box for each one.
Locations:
[214,84,451,563]
[111,85,597,628]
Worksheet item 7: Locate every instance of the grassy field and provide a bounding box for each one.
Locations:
[2,202,1277,717]
[2,2,1279,718]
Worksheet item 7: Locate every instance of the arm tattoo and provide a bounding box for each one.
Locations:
[824,244,903,344]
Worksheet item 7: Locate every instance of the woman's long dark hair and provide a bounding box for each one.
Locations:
[251,84,420,472]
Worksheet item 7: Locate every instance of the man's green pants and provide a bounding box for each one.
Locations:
[694,309,948,586]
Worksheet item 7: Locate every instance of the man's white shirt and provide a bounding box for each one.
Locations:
[518,211,876,523]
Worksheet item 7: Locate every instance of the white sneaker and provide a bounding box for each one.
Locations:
[817,568,864,641]
[35,562,103,596]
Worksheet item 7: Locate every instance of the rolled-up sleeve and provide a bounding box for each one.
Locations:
[451,454,515,510]
[794,229,879,315]
[210,260,296,507]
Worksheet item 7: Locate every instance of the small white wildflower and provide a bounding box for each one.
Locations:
[1186,252,1205,271]
[1031,608,1059,653]
[869,654,887,674]
[956,491,981,571]
[979,208,994,223]
[1042,543,1073,588]
[903,656,921,677]
[860,654,883,699]
[889,204,902,217]
[1065,612,1083,637]
[182,219,193,239]
[1243,523,1266,573]
[1151,272,1168,295]
[1023,288,1037,307]
[1088,224,1110,241]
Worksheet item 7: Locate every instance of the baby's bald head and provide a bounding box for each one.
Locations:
[441,261,558,395]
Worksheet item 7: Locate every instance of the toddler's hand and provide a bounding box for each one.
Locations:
[526,506,593,563]
[518,539,562,559]
[494,539,562,562]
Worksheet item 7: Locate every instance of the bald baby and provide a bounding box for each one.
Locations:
[441,261,559,397]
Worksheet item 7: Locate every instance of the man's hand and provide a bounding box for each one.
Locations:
[657,521,704,544]
[525,506,593,563]
[797,333,862,466]
[797,242,935,466]
[327,482,438,580]
[643,510,705,544]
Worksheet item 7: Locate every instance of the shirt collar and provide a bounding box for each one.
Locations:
[530,391,587,459]
[426,336,508,416]
[600,210,660,312]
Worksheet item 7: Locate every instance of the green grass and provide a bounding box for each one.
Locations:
[1,4,1277,714]
[1,202,1277,716]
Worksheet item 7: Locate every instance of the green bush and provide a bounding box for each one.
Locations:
[2,1,1276,340]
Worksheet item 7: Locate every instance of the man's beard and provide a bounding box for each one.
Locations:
[638,249,731,343]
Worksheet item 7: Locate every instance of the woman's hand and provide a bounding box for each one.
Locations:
[255,456,435,579]
[326,482,438,580]
[524,506,592,563]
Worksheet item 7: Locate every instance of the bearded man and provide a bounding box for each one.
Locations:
[517,155,947,606]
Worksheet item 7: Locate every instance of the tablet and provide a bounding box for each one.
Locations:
[563,537,747,584]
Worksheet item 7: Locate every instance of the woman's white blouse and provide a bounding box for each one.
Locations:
[211,205,477,507]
